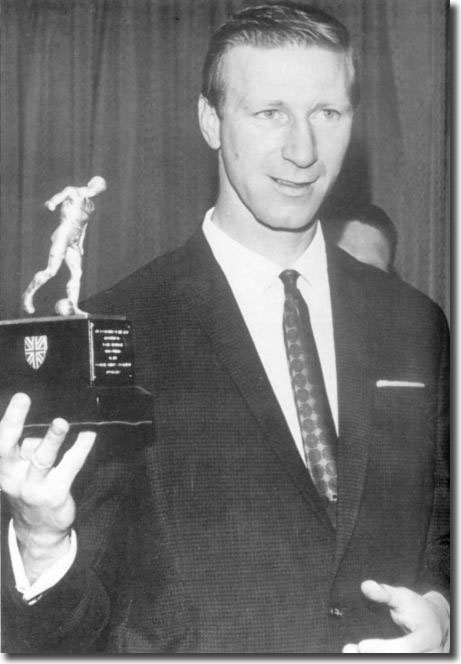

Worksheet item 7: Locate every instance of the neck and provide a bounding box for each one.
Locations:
[212,203,318,268]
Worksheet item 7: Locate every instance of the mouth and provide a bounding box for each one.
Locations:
[271,176,319,193]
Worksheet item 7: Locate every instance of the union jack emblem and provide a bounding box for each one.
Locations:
[24,335,48,370]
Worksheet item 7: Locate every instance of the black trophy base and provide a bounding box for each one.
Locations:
[17,385,153,431]
[0,316,153,453]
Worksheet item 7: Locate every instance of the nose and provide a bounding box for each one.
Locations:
[281,119,317,168]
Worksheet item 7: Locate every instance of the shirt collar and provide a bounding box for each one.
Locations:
[202,208,329,299]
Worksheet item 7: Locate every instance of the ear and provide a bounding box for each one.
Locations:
[198,95,221,150]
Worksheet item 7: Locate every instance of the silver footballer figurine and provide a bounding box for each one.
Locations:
[22,176,106,316]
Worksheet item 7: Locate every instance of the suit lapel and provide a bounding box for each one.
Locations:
[177,231,334,530]
[326,245,374,574]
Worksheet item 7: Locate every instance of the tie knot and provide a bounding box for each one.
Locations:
[280,269,300,293]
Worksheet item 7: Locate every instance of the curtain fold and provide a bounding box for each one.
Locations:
[1,0,449,319]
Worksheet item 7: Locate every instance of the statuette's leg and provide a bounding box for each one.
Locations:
[63,246,85,315]
[22,254,63,314]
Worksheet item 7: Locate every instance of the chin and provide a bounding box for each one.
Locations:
[256,203,320,232]
[263,198,323,232]
[257,215,318,233]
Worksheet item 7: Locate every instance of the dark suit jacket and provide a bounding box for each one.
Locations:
[2,227,449,653]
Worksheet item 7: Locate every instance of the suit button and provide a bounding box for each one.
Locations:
[329,606,344,617]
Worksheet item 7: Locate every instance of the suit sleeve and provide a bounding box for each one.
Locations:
[418,314,450,599]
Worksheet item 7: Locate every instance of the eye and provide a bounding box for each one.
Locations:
[311,108,342,123]
[256,109,282,120]
[321,109,341,120]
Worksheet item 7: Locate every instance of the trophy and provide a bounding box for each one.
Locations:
[0,178,152,457]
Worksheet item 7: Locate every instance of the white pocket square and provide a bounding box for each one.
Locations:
[376,380,425,388]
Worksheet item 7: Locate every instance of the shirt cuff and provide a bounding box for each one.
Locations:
[8,519,77,605]
[423,590,450,653]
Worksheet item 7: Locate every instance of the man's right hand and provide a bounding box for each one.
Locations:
[0,393,96,584]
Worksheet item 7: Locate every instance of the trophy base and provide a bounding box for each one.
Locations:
[16,385,153,432]
[17,387,154,462]
[0,315,153,456]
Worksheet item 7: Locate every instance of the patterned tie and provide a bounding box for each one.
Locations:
[280,270,338,503]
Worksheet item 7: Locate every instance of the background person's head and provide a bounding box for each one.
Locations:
[326,204,398,272]
[198,3,359,247]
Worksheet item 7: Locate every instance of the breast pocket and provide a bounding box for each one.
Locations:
[372,383,436,457]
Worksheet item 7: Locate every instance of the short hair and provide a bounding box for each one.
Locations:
[329,203,398,264]
[201,2,360,113]
[351,204,398,256]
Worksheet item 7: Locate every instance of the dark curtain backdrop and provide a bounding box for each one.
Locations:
[1,0,449,319]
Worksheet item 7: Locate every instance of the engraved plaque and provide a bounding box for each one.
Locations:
[91,322,134,385]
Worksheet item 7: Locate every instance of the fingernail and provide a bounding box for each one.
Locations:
[11,393,31,407]
[51,418,70,435]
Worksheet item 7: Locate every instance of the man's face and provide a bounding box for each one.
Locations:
[337,220,392,272]
[199,44,354,237]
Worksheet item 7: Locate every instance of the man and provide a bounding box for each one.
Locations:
[325,204,398,272]
[0,3,449,653]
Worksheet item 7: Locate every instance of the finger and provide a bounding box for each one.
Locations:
[358,627,442,654]
[358,629,441,653]
[342,643,359,653]
[27,418,69,480]
[362,581,421,617]
[0,393,31,456]
[360,580,401,609]
[56,431,96,489]
[391,626,443,653]
[357,637,413,653]
[19,437,42,461]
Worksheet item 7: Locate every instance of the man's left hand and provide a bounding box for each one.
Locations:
[342,580,449,653]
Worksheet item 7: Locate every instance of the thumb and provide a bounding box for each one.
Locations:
[360,579,394,606]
